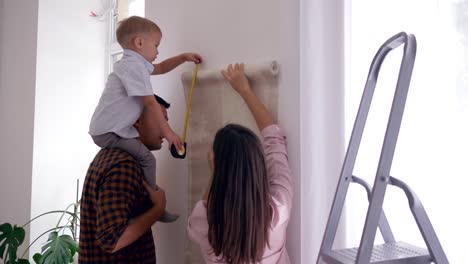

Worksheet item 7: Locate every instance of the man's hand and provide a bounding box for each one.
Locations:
[183,53,203,64]
[143,181,166,211]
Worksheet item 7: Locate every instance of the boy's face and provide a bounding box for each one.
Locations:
[139,30,162,63]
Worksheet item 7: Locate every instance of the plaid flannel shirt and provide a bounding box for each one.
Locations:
[79,148,156,263]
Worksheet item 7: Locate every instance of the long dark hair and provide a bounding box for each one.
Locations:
[207,124,272,264]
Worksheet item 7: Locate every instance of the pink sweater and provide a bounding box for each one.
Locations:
[187,124,293,264]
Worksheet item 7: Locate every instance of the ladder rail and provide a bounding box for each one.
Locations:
[388,176,449,263]
[317,32,416,260]
[355,32,416,263]
[351,176,395,243]
[317,32,447,264]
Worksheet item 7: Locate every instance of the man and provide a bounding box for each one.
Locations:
[79,95,171,263]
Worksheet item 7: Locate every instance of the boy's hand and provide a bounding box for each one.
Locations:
[221,63,250,95]
[143,181,166,210]
[163,127,184,152]
[183,53,203,64]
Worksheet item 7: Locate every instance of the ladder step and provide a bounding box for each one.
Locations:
[322,242,431,264]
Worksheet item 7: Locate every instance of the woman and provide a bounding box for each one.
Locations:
[187,63,293,264]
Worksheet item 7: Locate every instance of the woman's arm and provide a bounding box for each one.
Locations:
[221,63,274,131]
[202,150,214,200]
[222,63,293,213]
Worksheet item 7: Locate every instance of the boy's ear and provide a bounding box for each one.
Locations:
[133,35,144,49]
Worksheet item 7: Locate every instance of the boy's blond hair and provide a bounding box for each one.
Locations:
[116,16,161,48]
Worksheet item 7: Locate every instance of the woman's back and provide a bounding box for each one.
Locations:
[188,124,293,264]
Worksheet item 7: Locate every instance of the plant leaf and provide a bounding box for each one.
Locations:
[17,258,30,264]
[0,223,13,259]
[0,223,25,263]
[32,253,42,264]
[39,232,78,264]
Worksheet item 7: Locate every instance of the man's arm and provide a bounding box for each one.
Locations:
[152,53,202,75]
[112,184,166,253]
[95,161,166,253]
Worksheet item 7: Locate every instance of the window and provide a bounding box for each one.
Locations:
[346,1,467,262]
[108,0,145,73]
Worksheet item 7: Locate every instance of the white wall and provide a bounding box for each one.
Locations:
[301,0,346,260]
[146,0,301,263]
[0,0,38,250]
[29,0,106,258]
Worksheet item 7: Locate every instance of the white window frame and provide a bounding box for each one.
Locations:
[107,0,145,74]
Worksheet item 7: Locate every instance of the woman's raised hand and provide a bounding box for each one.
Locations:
[221,62,273,130]
[221,63,251,95]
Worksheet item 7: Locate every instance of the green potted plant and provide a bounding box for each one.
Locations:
[0,181,80,264]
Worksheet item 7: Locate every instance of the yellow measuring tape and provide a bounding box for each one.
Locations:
[181,64,199,154]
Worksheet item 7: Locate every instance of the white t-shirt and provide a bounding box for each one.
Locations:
[89,49,154,138]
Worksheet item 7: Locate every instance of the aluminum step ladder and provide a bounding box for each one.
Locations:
[316,32,449,264]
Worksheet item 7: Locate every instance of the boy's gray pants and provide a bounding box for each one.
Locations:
[92,133,156,188]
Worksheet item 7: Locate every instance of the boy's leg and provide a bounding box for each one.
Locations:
[110,137,157,187]
[92,133,120,148]
[94,134,157,186]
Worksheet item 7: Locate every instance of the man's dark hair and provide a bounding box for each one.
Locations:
[154,95,170,109]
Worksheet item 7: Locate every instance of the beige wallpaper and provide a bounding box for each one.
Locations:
[181,61,279,263]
